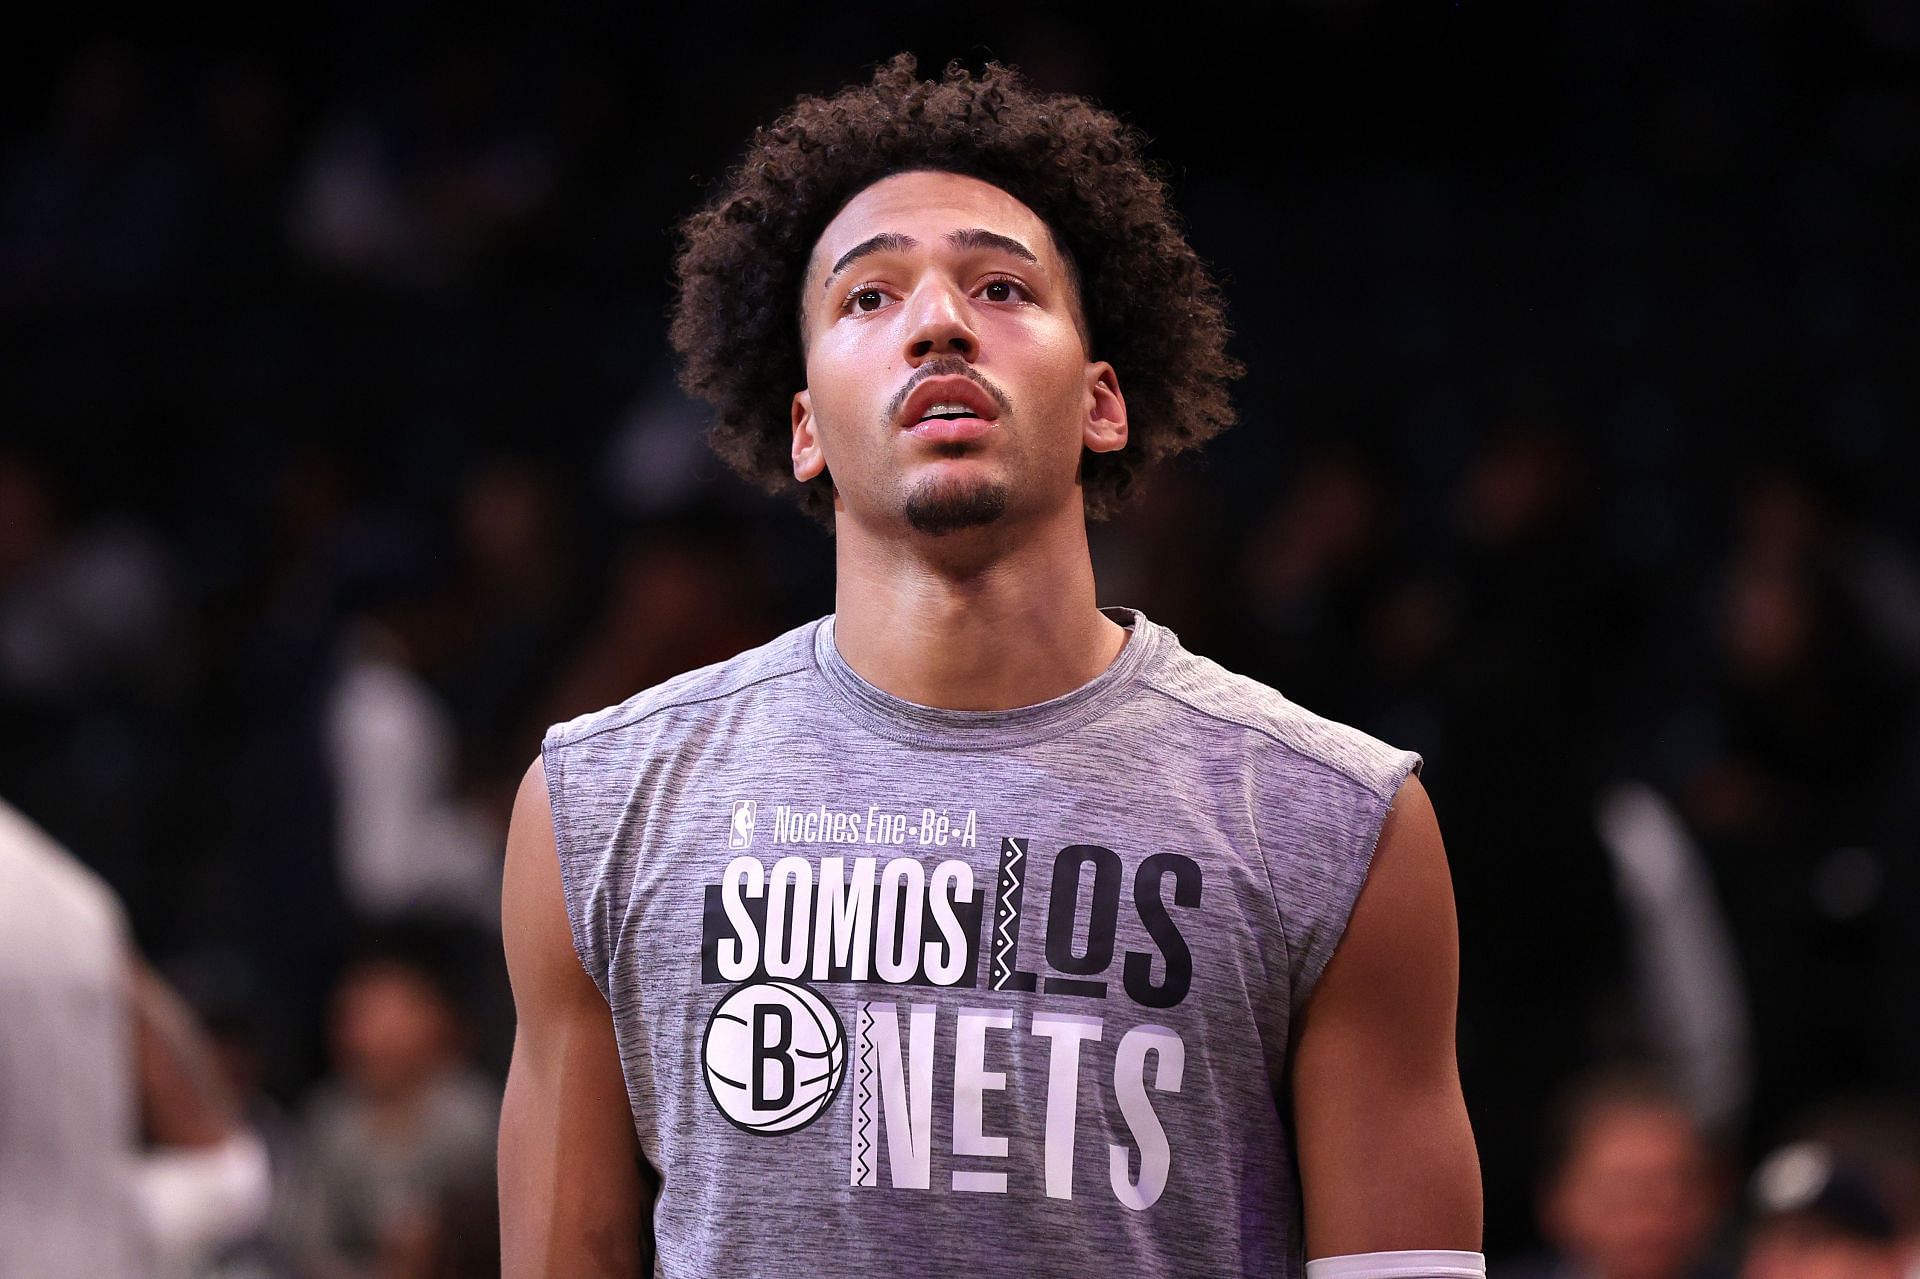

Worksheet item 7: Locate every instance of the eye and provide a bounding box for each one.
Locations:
[980,278,1028,303]
[838,284,894,316]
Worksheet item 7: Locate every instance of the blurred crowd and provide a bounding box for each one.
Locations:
[2,5,1917,1277]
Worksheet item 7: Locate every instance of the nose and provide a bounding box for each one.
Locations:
[901,279,978,365]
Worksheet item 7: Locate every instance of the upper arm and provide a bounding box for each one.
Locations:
[499,754,650,1279]
[1290,772,1483,1258]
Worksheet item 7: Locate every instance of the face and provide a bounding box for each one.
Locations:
[1544,1104,1725,1279]
[329,964,460,1100]
[792,170,1126,538]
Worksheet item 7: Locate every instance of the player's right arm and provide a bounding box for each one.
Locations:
[499,756,651,1278]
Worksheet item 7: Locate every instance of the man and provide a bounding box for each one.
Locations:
[500,55,1482,1279]
[0,797,272,1279]
[283,936,501,1278]
[1740,1141,1907,1279]
[1498,1066,1733,1279]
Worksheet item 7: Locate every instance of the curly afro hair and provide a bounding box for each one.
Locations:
[669,53,1243,526]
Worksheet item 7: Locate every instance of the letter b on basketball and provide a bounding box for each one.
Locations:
[702,980,845,1134]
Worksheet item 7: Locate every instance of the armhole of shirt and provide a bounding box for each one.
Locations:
[540,729,615,1008]
[1290,751,1424,1016]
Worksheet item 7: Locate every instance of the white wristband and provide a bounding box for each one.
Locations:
[1305,1249,1487,1279]
[133,1129,273,1264]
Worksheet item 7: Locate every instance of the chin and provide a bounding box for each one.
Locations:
[901,474,1011,537]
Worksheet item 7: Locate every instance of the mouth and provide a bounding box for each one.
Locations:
[897,375,1002,440]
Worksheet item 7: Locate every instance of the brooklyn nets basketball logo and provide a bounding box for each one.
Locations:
[702,979,846,1135]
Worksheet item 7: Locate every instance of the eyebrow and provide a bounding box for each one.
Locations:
[822,227,1039,290]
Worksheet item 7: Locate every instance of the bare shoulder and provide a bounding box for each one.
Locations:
[1296,770,1459,1072]
[501,755,598,1015]
[502,754,556,927]
[1361,772,1455,947]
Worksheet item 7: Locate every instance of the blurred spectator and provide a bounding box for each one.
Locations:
[1654,470,1912,1143]
[289,51,555,289]
[1231,443,1391,711]
[279,931,499,1279]
[1430,420,1638,1248]
[537,522,777,729]
[1774,1101,1920,1279]
[1739,1141,1905,1279]
[324,520,500,926]
[1497,1066,1733,1279]
[1594,782,1750,1137]
[444,457,582,822]
[0,796,272,1279]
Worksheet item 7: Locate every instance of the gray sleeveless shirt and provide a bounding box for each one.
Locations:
[542,607,1422,1278]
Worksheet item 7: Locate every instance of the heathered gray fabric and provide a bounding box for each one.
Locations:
[542,607,1422,1279]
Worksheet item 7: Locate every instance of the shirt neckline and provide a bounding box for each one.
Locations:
[811,606,1165,751]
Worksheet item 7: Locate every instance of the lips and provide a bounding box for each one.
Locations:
[908,415,995,444]
[897,375,1000,433]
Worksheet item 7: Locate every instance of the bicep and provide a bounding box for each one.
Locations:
[499,755,650,1279]
[1290,773,1482,1257]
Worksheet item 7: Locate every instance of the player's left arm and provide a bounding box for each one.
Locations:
[1291,772,1483,1260]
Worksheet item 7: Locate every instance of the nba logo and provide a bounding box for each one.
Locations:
[729,800,757,849]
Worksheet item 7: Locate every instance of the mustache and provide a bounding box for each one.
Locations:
[885,357,1013,424]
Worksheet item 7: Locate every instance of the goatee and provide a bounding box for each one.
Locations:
[903,475,1010,536]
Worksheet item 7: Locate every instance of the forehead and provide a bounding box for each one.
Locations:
[1572,1103,1697,1155]
[809,170,1059,281]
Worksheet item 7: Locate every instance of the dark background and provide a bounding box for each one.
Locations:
[3,0,1916,1263]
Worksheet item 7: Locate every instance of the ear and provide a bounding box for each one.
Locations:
[791,389,828,482]
[1082,361,1128,455]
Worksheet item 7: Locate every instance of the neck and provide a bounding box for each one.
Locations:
[831,502,1127,711]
